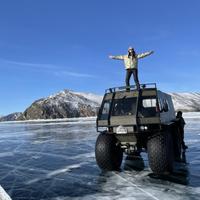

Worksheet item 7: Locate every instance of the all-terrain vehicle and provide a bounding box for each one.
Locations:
[95,83,184,174]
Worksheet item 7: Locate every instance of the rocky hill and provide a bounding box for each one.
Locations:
[16,90,102,120]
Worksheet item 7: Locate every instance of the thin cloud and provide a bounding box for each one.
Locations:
[0,58,96,78]
[54,71,96,78]
[0,58,56,69]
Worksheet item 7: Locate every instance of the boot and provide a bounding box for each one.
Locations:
[126,86,130,92]
[183,144,188,149]
[136,83,140,90]
[182,142,188,149]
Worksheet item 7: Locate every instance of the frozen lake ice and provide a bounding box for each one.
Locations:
[0,114,200,200]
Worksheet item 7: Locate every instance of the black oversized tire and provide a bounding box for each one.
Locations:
[147,131,174,174]
[95,133,123,171]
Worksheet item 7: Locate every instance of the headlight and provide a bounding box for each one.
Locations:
[116,125,127,134]
[140,126,148,131]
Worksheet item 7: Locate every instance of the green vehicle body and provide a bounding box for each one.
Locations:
[97,84,175,149]
[95,84,182,173]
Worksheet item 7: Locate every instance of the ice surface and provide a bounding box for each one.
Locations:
[183,112,200,118]
[0,114,200,199]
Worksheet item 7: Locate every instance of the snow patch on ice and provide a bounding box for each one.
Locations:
[26,163,86,185]
[0,185,12,200]
[0,152,14,158]
[46,164,82,178]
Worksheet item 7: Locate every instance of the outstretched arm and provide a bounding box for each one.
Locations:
[109,55,125,60]
[137,51,154,59]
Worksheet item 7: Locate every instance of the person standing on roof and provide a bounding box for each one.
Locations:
[109,47,154,90]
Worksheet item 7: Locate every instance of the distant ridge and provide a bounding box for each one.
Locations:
[0,112,22,122]
[1,90,200,121]
[170,92,200,112]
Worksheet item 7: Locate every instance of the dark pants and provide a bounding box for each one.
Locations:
[180,127,186,147]
[126,69,140,89]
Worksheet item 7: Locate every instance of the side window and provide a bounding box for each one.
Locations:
[139,97,158,117]
[142,98,156,108]
[99,100,111,120]
[102,102,110,114]
[163,99,169,112]
[159,98,169,112]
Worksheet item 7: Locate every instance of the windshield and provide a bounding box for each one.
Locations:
[112,97,137,116]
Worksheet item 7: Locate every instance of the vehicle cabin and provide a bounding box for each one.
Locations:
[97,83,176,133]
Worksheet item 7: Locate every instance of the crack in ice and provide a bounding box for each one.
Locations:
[113,172,160,200]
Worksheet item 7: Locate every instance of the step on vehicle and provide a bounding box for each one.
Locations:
[95,83,184,174]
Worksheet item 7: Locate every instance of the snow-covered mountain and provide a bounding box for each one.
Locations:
[1,90,200,121]
[17,90,102,120]
[0,112,22,122]
[170,92,200,112]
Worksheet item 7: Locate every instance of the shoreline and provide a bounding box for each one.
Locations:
[1,112,200,124]
[0,116,97,124]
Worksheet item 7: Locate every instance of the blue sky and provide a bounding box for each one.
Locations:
[1,0,200,115]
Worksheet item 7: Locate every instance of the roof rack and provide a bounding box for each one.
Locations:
[105,83,157,93]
